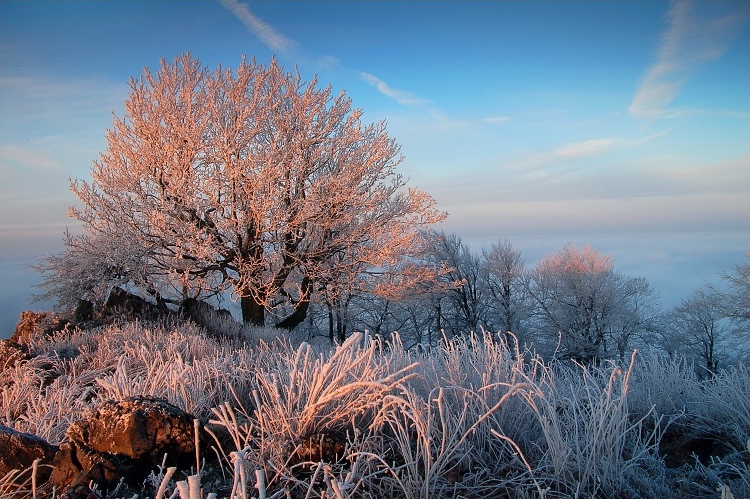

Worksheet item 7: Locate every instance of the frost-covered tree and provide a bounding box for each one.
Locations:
[525,245,654,363]
[659,258,750,371]
[54,54,445,327]
[667,288,730,376]
[482,239,533,343]
[722,258,750,366]
[604,275,661,360]
[426,231,488,336]
[719,256,750,348]
[34,231,162,311]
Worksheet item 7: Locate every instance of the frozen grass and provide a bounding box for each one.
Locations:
[515,352,672,498]
[1,320,748,498]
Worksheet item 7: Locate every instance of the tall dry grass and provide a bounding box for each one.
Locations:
[1,319,748,498]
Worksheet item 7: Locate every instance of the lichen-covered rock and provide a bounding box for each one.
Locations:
[66,396,198,470]
[0,425,58,486]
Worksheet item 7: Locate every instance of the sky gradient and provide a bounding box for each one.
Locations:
[1,0,748,336]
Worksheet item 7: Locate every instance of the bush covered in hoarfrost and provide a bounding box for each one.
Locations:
[1,318,748,498]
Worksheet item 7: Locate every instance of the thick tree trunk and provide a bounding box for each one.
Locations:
[275,296,311,330]
[275,275,313,331]
[241,295,265,326]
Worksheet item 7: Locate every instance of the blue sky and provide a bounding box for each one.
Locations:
[1,0,748,335]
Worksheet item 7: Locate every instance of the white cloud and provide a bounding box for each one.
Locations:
[359,72,428,106]
[630,0,749,120]
[315,55,341,69]
[0,76,123,120]
[217,0,295,54]
[215,3,435,114]
[507,133,665,175]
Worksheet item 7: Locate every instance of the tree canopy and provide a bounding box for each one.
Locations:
[61,54,445,328]
[525,245,659,363]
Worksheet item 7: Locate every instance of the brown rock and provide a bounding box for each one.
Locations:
[50,441,136,493]
[659,426,734,468]
[67,396,198,470]
[0,425,58,486]
[182,297,237,337]
[51,396,198,494]
[73,299,94,323]
[104,287,161,320]
[293,432,347,464]
[11,310,68,345]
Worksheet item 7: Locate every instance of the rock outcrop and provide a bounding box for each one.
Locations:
[0,425,58,486]
[0,339,29,373]
[2,397,200,497]
[103,287,163,320]
[10,310,69,345]
[65,396,198,471]
[50,441,137,495]
[182,297,236,337]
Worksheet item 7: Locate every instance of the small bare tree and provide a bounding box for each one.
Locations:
[34,231,160,311]
[426,231,487,336]
[668,288,730,376]
[719,256,750,357]
[662,258,750,371]
[52,54,445,328]
[721,253,750,366]
[483,239,533,344]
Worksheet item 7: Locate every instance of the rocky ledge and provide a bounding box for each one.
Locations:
[1,396,200,498]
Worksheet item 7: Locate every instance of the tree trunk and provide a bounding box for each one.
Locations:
[336,309,345,343]
[241,295,265,326]
[275,275,313,331]
[327,302,335,343]
[276,296,311,330]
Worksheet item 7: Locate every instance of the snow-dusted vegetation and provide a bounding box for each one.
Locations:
[9,53,748,498]
[2,316,748,498]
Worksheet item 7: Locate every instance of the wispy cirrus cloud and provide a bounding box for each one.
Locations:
[630,0,749,120]
[359,72,428,107]
[0,76,122,118]
[217,0,295,54]
[217,1,437,112]
[550,132,666,159]
[215,1,448,117]
[543,134,662,163]
[554,138,622,159]
[502,133,667,183]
